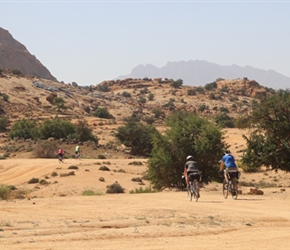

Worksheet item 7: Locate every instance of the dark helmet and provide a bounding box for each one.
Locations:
[186,155,193,161]
[225,150,231,154]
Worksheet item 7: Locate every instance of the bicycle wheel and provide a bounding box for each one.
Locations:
[223,179,229,199]
[193,180,199,202]
[231,178,238,200]
[187,185,193,201]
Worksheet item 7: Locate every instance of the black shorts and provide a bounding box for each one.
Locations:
[226,169,239,179]
[188,171,200,182]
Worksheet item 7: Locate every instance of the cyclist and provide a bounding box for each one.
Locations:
[219,150,238,194]
[184,155,200,197]
[58,148,64,163]
[75,144,81,159]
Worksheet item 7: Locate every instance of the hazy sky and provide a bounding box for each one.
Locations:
[1,0,290,86]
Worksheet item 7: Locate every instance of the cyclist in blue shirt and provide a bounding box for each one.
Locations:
[219,150,239,192]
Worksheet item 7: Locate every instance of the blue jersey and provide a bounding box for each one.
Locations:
[222,154,237,168]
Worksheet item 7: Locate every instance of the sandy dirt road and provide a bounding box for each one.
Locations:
[1,188,290,250]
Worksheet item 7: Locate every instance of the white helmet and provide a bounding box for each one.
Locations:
[186,155,193,160]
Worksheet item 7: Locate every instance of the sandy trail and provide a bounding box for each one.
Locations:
[1,189,290,250]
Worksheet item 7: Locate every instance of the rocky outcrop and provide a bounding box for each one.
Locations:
[0,27,56,81]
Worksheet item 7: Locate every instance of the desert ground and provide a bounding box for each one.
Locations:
[1,129,290,249]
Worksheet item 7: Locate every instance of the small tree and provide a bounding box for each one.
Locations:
[147,112,226,190]
[53,97,65,112]
[241,89,290,172]
[170,79,183,88]
[93,106,111,119]
[115,117,159,156]
[73,120,98,143]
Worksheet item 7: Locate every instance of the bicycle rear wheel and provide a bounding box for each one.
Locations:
[223,179,229,199]
[187,186,193,201]
[193,180,199,202]
[231,179,238,200]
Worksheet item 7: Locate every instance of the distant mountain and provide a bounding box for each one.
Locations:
[118,60,290,89]
[0,27,56,81]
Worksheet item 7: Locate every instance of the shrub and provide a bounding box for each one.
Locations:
[99,166,110,171]
[96,83,109,92]
[131,177,143,182]
[68,165,78,170]
[215,113,234,128]
[9,119,38,139]
[187,89,196,96]
[34,140,57,158]
[115,117,159,156]
[28,178,39,184]
[82,189,103,196]
[152,108,163,118]
[0,116,8,132]
[106,182,125,193]
[170,79,183,88]
[38,118,75,139]
[0,93,9,102]
[73,120,98,143]
[11,69,22,76]
[147,93,154,101]
[97,154,106,159]
[0,184,12,200]
[129,186,156,194]
[93,106,111,119]
[53,97,65,112]
[138,96,146,104]
[196,86,205,94]
[121,91,131,98]
[204,81,217,91]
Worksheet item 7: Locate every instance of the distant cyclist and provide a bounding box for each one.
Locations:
[219,150,239,193]
[58,148,64,163]
[184,155,200,196]
[75,144,80,159]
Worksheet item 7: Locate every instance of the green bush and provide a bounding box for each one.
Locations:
[93,106,111,119]
[9,119,39,139]
[0,184,12,200]
[115,117,159,156]
[147,93,154,101]
[187,89,196,96]
[0,116,8,132]
[38,118,75,139]
[204,81,217,91]
[215,113,234,128]
[53,97,65,111]
[147,112,226,190]
[170,79,183,88]
[121,91,131,98]
[73,120,98,143]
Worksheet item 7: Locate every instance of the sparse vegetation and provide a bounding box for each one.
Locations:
[129,186,156,194]
[106,182,125,193]
[0,184,12,200]
[82,189,103,196]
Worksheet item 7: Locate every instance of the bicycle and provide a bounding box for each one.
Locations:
[187,171,201,202]
[222,169,239,200]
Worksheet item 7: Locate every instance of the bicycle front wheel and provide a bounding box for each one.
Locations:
[231,179,238,200]
[187,187,193,201]
[223,179,229,199]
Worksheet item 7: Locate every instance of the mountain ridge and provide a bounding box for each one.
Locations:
[118,60,290,90]
[0,27,56,81]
